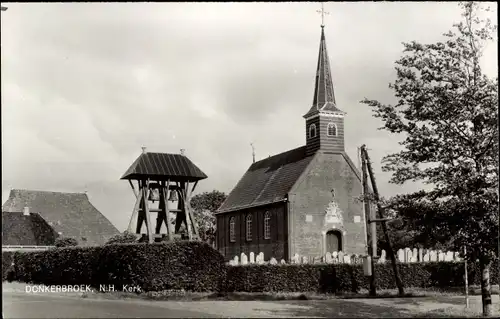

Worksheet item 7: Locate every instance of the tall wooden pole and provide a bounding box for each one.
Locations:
[361,149,377,296]
[464,246,469,308]
[361,145,405,296]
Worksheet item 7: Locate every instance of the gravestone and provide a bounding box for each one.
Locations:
[412,248,418,261]
[397,249,405,262]
[405,248,412,263]
[325,252,333,264]
[229,260,235,266]
[438,251,446,262]
[430,250,438,262]
[418,248,424,262]
[241,253,248,265]
[292,253,300,264]
[234,255,239,265]
[280,259,286,264]
[259,252,265,262]
[343,254,351,264]
[423,253,430,262]
[378,250,387,263]
[445,251,454,262]
[302,256,309,264]
[454,252,461,262]
[313,256,322,264]
[249,252,255,264]
[338,251,344,263]
[270,257,277,265]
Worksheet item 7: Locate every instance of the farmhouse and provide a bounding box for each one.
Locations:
[2,189,120,250]
[216,25,368,261]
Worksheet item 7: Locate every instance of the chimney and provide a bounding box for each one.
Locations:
[141,146,147,154]
[23,206,30,216]
[180,149,185,156]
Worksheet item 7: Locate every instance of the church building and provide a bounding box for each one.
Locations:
[215,24,367,262]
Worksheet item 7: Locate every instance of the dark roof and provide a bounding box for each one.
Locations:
[217,146,314,213]
[2,211,58,246]
[121,152,208,181]
[2,190,120,246]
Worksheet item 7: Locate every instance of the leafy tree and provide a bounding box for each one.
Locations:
[105,231,138,245]
[361,2,498,315]
[55,237,78,248]
[190,190,227,246]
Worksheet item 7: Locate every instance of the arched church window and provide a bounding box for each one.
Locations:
[309,124,317,138]
[229,217,235,242]
[246,214,252,241]
[327,123,337,136]
[264,211,271,239]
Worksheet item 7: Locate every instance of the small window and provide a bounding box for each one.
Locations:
[245,214,252,241]
[327,123,337,136]
[229,217,236,242]
[309,124,317,138]
[264,211,271,239]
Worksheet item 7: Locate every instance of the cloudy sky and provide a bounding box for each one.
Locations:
[1,2,497,231]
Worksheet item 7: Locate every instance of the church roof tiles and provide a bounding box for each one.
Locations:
[217,146,314,213]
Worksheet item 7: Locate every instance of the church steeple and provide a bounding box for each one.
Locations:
[304,26,342,118]
[304,22,346,156]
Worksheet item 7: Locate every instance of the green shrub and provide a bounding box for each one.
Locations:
[55,237,78,247]
[105,231,138,245]
[225,261,499,293]
[12,241,226,292]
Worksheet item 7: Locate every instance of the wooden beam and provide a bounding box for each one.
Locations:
[155,184,164,234]
[148,208,182,213]
[164,180,174,241]
[190,181,198,195]
[128,179,139,199]
[182,182,193,240]
[127,184,144,233]
[186,181,199,237]
[143,179,154,244]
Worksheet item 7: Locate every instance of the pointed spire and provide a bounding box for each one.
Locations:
[312,26,337,109]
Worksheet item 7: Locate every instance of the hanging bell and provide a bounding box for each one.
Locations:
[148,188,160,202]
[168,190,178,202]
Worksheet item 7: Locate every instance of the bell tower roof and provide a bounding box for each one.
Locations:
[304,25,344,119]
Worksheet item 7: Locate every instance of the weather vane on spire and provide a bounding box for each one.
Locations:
[316,2,330,28]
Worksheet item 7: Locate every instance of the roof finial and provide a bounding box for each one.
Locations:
[250,143,256,163]
[316,2,330,28]
[141,146,147,154]
[180,149,185,156]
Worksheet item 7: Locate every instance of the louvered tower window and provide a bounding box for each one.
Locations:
[309,124,317,138]
[327,123,337,136]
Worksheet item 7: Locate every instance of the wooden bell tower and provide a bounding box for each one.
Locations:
[121,147,208,243]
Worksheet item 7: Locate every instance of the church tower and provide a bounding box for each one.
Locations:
[304,25,345,156]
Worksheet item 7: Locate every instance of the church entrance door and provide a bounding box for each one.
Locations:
[326,230,342,252]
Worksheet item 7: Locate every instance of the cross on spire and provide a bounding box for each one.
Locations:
[316,2,330,28]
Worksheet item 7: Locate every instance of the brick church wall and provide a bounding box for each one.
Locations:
[288,151,366,258]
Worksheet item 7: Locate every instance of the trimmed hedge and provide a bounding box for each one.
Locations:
[225,262,499,293]
[6,243,498,294]
[10,241,226,292]
[2,251,15,281]
[105,231,138,245]
[55,237,78,247]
